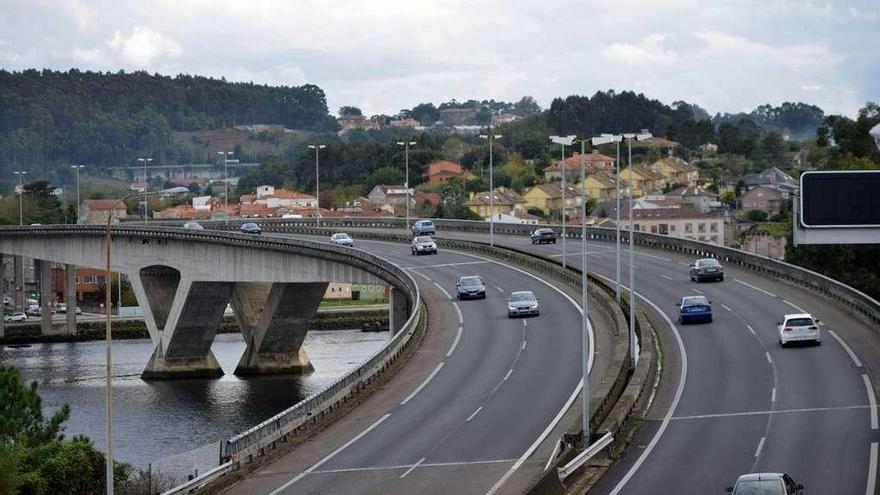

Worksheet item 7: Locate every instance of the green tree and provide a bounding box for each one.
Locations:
[338,106,363,117]
[746,209,769,222]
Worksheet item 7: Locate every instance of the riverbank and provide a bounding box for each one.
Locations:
[0,310,388,345]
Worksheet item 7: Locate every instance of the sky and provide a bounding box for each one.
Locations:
[1,0,878,118]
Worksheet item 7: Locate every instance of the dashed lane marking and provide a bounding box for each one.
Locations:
[734,278,777,298]
[466,407,483,422]
[754,436,766,458]
[721,304,733,312]
[400,363,444,406]
[399,458,425,478]
[671,404,870,421]
[446,326,463,357]
[828,330,863,367]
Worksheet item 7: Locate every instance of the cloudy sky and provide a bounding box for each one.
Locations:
[1,0,877,118]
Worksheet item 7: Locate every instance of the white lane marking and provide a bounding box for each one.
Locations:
[453,302,463,325]
[863,374,878,430]
[544,438,562,472]
[522,340,527,350]
[403,261,488,269]
[678,261,690,266]
[433,282,453,299]
[407,269,432,282]
[495,285,505,293]
[400,363,445,406]
[503,369,513,381]
[867,443,878,495]
[828,330,863,367]
[692,288,704,295]
[268,413,392,494]
[782,299,807,313]
[771,388,776,402]
[661,274,673,281]
[765,352,773,364]
[399,457,425,478]
[309,458,516,476]
[721,304,732,312]
[754,436,766,458]
[607,292,687,495]
[747,325,756,336]
[672,404,870,421]
[734,278,777,298]
[466,406,483,422]
[446,326,463,357]
[549,249,612,258]
[637,252,672,262]
[523,319,528,327]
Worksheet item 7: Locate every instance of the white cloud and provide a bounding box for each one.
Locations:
[602,34,678,67]
[71,47,104,64]
[849,6,879,22]
[800,84,824,91]
[107,26,182,67]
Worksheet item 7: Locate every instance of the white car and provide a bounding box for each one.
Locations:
[330,233,354,246]
[411,236,437,255]
[778,313,821,346]
[507,291,540,318]
[4,312,27,322]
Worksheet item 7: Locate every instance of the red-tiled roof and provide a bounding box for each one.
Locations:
[544,151,616,172]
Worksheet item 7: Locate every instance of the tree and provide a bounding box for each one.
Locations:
[339,106,363,118]
[512,96,541,117]
[0,366,70,447]
[410,103,440,126]
[746,209,769,222]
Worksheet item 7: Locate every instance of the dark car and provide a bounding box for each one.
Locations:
[689,258,724,282]
[727,472,803,494]
[456,276,486,300]
[677,295,713,324]
[240,222,262,235]
[182,221,205,230]
[530,228,557,244]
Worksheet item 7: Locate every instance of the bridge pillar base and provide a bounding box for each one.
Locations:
[141,347,224,380]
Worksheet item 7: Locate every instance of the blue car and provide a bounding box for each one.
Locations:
[240,222,262,235]
[678,295,713,324]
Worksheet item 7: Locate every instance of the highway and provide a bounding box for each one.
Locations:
[225,236,594,495]
[435,229,877,494]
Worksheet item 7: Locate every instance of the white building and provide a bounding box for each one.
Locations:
[245,185,318,209]
[622,208,726,246]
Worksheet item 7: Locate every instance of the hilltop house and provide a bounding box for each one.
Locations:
[649,156,699,189]
[467,187,527,219]
[543,150,616,181]
[619,165,664,196]
[523,183,581,219]
[425,161,475,185]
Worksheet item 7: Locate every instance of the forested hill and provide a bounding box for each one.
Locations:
[0,69,336,168]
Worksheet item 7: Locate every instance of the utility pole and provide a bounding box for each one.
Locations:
[480,127,502,246]
[13,171,27,225]
[549,135,576,268]
[396,141,417,229]
[308,144,326,227]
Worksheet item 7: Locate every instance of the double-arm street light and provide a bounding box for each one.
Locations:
[572,136,592,444]
[396,141,417,229]
[13,170,27,225]
[479,128,502,247]
[71,165,85,224]
[217,151,233,226]
[590,134,623,301]
[549,135,576,268]
[136,158,153,223]
[308,144,326,227]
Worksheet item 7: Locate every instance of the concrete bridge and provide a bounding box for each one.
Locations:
[0,226,415,379]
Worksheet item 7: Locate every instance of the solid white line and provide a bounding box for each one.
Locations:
[607,293,688,495]
[672,404,870,421]
[522,340,527,350]
[692,288,704,295]
[828,330,863,367]
[637,252,672,262]
[549,249,611,258]
[678,261,690,266]
[747,324,756,336]
[523,319,528,327]
[446,326,463,357]
[661,274,673,280]
[466,406,483,422]
[503,369,513,381]
[867,443,878,495]
[765,352,773,364]
[721,304,732,312]
[544,438,562,472]
[433,282,453,299]
[400,363,444,406]
[399,457,425,478]
[408,269,432,282]
[754,436,766,458]
[268,413,392,494]
[782,299,807,313]
[734,278,777,298]
[863,374,878,430]
[403,261,488,269]
[453,302,463,325]
[309,458,516,476]
[771,388,776,402]
[495,285,504,293]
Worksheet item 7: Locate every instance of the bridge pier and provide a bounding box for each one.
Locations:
[389,286,409,333]
[14,255,23,311]
[65,264,77,335]
[0,254,5,337]
[231,281,327,376]
[36,259,57,335]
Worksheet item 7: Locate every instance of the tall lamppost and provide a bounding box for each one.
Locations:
[71,165,85,224]
[217,151,233,226]
[136,158,152,223]
[308,144,326,227]
[550,135,576,268]
[396,141,416,229]
[13,170,27,225]
[574,136,591,443]
[622,129,652,370]
[480,127,502,247]
[592,134,623,301]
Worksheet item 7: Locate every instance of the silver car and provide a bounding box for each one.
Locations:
[330,233,354,246]
[411,235,437,255]
[507,291,539,318]
[726,472,803,494]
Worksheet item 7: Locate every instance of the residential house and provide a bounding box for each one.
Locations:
[425,161,475,185]
[49,267,109,304]
[244,185,318,209]
[634,136,680,154]
[649,155,699,189]
[366,185,414,207]
[618,208,725,245]
[486,210,541,225]
[699,143,719,153]
[543,150,616,181]
[738,184,786,215]
[492,113,520,125]
[740,223,788,260]
[739,167,798,193]
[523,183,580,218]
[666,186,721,213]
[618,165,664,196]
[389,118,419,128]
[575,171,624,201]
[467,187,527,219]
[337,114,380,133]
[83,199,127,224]
[439,106,478,125]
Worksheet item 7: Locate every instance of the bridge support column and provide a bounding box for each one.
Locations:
[66,264,77,335]
[14,255,24,311]
[0,254,5,338]
[142,280,233,379]
[231,281,327,376]
[389,286,409,333]
[36,259,55,336]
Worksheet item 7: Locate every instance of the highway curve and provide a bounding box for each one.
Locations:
[224,236,594,495]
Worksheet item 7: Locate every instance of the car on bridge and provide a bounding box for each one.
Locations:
[26,305,41,317]
[182,221,205,230]
[530,228,557,244]
[54,303,82,315]
[677,295,713,324]
[456,276,486,300]
[330,233,354,246]
[507,290,539,317]
[411,219,436,237]
[778,313,821,346]
[3,312,27,322]
[411,235,437,255]
[240,222,262,235]
[726,472,803,494]
[689,258,724,282]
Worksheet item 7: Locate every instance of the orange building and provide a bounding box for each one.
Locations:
[425,161,475,185]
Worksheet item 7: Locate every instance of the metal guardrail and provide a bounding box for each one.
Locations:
[556,432,614,480]
[160,461,233,495]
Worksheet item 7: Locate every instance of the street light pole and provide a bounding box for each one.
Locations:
[13,171,27,225]
[578,137,590,443]
[614,138,622,302]
[136,158,153,224]
[308,144,326,227]
[479,128,502,247]
[549,135,576,268]
[397,141,417,230]
[217,151,232,226]
[71,165,84,224]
